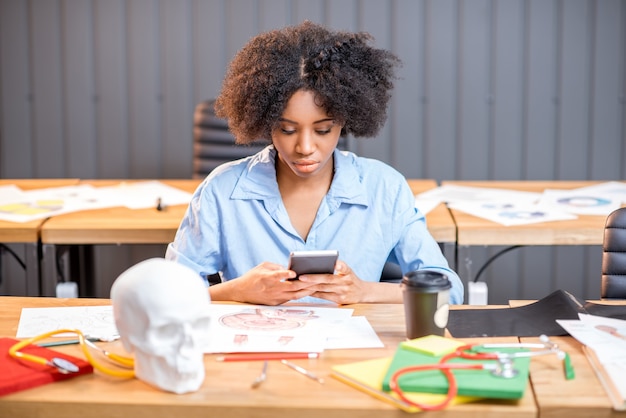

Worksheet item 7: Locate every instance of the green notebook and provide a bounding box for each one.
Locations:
[381,344,530,399]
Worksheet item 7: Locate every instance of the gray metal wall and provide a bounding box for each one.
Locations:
[1,0,624,303]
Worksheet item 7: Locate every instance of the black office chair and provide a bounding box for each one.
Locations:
[601,207,626,299]
[193,100,268,179]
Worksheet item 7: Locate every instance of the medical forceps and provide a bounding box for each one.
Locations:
[389,335,575,411]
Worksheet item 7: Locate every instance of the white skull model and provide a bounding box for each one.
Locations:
[110,258,211,394]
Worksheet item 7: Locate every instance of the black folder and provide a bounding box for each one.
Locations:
[447,289,626,338]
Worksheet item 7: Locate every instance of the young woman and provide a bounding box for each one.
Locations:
[166,21,463,305]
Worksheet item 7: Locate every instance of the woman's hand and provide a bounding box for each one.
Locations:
[208,262,319,305]
[298,260,403,304]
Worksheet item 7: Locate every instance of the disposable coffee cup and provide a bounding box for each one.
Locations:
[401,270,451,339]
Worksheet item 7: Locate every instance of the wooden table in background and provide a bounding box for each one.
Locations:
[37,179,455,297]
[39,180,201,296]
[0,297,537,418]
[41,180,201,245]
[0,179,79,295]
[442,181,622,246]
[442,181,625,295]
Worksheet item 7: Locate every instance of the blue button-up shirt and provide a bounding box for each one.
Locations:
[166,146,463,304]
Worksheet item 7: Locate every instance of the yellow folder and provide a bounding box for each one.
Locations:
[331,356,477,413]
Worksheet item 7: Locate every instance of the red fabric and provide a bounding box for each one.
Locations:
[0,337,93,396]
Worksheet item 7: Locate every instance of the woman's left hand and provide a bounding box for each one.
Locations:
[298,260,401,304]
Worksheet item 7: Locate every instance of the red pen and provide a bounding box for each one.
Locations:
[215,352,319,362]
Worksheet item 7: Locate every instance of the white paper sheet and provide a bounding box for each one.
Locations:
[0,181,193,223]
[448,200,577,226]
[0,185,110,223]
[416,185,541,204]
[16,306,119,339]
[15,304,383,353]
[573,181,626,204]
[204,305,354,353]
[94,181,193,209]
[557,314,626,406]
[538,188,621,216]
[324,315,384,349]
[0,184,27,201]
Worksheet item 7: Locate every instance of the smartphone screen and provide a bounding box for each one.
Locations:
[288,250,339,280]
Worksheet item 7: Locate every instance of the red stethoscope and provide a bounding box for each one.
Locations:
[388,335,575,411]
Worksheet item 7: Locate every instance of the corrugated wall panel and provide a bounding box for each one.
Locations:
[94,0,129,178]
[492,0,525,180]
[1,1,32,177]
[0,0,624,304]
[160,0,193,178]
[558,0,592,180]
[426,0,458,180]
[127,0,162,178]
[258,0,290,32]
[590,0,623,180]
[63,0,98,178]
[31,0,65,177]
[457,0,491,180]
[391,0,423,178]
[525,0,558,180]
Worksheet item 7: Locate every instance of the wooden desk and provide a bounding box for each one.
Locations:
[38,180,200,296]
[0,179,79,295]
[41,180,200,245]
[442,181,623,246]
[0,297,537,418]
[510,300,624,418]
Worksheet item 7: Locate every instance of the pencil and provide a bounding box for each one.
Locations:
[215,352,319,362]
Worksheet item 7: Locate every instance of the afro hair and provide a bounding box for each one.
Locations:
[214,21,401,144]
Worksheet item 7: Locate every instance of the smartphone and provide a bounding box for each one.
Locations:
[287,250,339,280]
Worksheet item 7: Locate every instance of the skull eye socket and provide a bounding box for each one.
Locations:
[149,323,181,347]
[147,317,211,350]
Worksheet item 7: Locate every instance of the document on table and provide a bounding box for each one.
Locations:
[93,181,193,209]
[0,185,112,223]
[15,305,384,353]
[447,200,577,226]
[16,306,119,339]
[557,314,626,410]
[538,188,621,216]
[415,184,541,205]
[203,305,382,353]
[0,181,193,223]
[417,181,626,226]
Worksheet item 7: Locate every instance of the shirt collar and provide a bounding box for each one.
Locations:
[231,145,369,208]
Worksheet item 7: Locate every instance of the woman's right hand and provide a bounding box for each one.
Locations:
[208,262,318,305]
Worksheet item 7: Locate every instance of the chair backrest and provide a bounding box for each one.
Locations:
[601,207,626,298]
[193,100,268,179]
[193,99,351,178]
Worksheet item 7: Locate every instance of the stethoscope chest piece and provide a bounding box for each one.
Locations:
[50,357,80,374]
[491,358,518,379]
